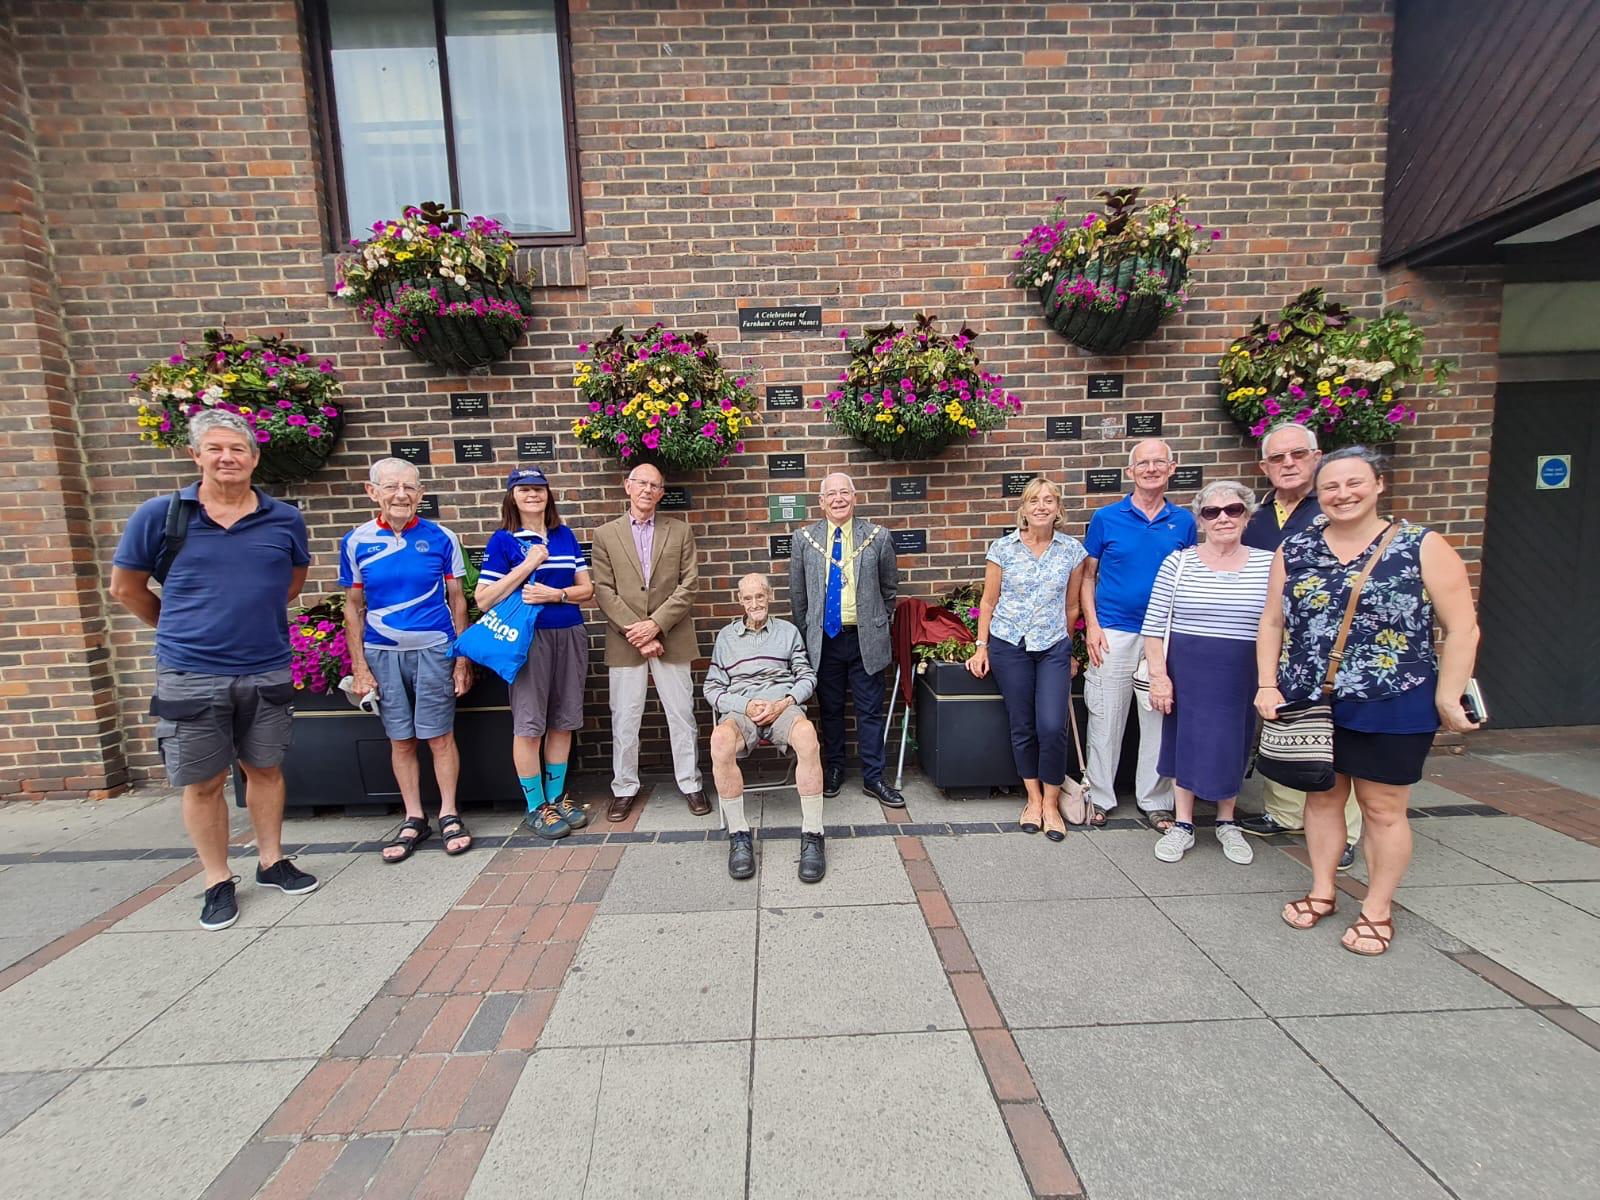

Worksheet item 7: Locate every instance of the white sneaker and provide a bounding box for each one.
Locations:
[1216,823,1254,865]
[1153,826,1196,862]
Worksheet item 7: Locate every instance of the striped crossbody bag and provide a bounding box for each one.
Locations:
[1256,522,1399,793]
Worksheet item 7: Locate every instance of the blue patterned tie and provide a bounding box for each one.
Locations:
[824,526,844,638]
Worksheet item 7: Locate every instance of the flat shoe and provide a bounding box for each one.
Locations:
[1019,796,1043,834]
[606,794,635,823]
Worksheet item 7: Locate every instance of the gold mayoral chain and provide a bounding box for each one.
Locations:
[799,523,881,574]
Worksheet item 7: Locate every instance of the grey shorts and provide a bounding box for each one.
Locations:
[152,668,296,787]
[723,704,807,756]
[510,624,590,737]
[368,644,457,741]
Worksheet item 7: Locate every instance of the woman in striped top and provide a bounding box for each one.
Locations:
[1140,480,1274,865]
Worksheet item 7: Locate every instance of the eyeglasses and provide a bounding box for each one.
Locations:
[1131,458,1171,470]
[737,594,770,606]
[1198,503,1249,520]
[1265,448,1314,466]
[375,482,421,496]
[627,479,664,492]
[822,488,854,500]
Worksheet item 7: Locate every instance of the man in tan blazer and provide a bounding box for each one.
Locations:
[590,462,707,821]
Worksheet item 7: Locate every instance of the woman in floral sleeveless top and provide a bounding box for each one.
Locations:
[1256,447,1481,956]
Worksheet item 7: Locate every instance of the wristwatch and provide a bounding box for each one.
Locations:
[974,640,988,648]
[559,589,568,603]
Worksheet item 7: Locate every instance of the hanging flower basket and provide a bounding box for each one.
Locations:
[570,324,760,472]
[336,202,535,372]
[823,314,1020,460]
[1015,188,1218,356]
[1217,287,1457,449]
[129,329,345,486]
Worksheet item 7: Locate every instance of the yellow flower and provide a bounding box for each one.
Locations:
[395,251,411,262]
[677,391,689,404]
[1373,652,1396,670]
[895,424,906,434]
[222,373,238,383]
[238,406,251,415]
[314,630,327,641]
[648,379,666,393]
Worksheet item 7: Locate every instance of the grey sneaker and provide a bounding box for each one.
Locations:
[1216,823,1255,865]
[1153,826,1196,863]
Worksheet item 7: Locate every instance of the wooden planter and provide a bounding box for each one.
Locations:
[1039,252,1188,356]
[373,276,534,372]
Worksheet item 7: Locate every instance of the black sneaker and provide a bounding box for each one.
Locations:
[200,877,240,930]
[1239,813,1303,838]
[727,831,756,880]
[1338,843,1358,873]
[256,857,320,895]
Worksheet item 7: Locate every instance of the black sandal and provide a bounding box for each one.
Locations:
[439,814,473,857]
[382,816,432,863]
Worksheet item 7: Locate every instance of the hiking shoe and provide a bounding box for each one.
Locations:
[527,804,571,841]
[1338,842,1358,873]
[200,877,240,930]
[1153,826,1196,863]
[1216,823,1254,865]
[553,797,588,830]
[727,831,756,880]
[256,858,319,895]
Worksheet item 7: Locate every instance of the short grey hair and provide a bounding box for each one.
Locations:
[368,457,421,486]
[188,409,258,453]
[1193,479,1255,515]
[819,471,856,499]
[1128,438,1174,467]
[736,572,772,598]
[1315,445,1388,483]
[1262,421,1319,453]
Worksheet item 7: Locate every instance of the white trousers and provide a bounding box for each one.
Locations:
[609,658,702,798]
[1084,628,1172,814]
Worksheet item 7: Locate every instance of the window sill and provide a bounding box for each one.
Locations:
[320,243,588,294]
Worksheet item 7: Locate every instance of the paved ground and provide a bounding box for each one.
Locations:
[1,728,1598,1199]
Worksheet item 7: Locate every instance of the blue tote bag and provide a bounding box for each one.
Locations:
[455,594,543,684]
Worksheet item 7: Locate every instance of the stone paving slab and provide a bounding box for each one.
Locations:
[762,787,887,829]
[749,1031,1031,1200]
[756,904,961,1038]
[926,831,1141,902]
[1349,829,1515,887]
[630,783,719,832]
[0,1059,310,1200]
[0,929,257,1070]
[1090,828,1314,895]
[1536,880,1600,917]
[469,1041,749,1199]
[1475,749,1600,798]
[47,794,246,852]
[0,1070,76,1138]
[539,910,756,1047]
[0,859,190,954]
[105,921,431,1066]
[1395,883,1600,1006]
[1019,1021,1450,1200]
[1284,1009,1600,1199]
[597,840,756,914]
[110,853,359,932]
[758,833,914,909]
[957,897,1261,1027]
[1411,815,1600,882]
[1153,892,1517,1017]
[275,843,487,926]
[0,796,175,855]
[900,777,1031,825]
[1406,778,1483,808]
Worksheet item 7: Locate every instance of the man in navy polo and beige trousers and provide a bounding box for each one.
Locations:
[789,472,904,807]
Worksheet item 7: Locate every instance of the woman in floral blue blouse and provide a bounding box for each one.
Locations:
[1256,447,1481,956]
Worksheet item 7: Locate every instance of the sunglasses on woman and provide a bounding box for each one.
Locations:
[1198,503,1248,520]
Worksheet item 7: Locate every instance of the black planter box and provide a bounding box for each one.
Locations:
[234,675,525,810]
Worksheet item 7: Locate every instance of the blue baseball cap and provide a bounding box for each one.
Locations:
[506,467,550,490]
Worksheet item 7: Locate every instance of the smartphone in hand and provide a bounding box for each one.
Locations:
[1461,679,1488,726]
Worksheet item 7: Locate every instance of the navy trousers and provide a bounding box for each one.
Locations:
[988,634,1075,786]
[817,626,887,784]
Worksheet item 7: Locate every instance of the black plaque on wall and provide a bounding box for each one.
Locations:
[1002,472,1036,498]
[658,486,691,511]
[465,547,486,569]
[454,437,495,464]
[450,391,490,418]
[1126,413,1162,438]
[769,534,793,559]
[1171,465,1204,491]
[417,495,441,518]
[1086,468,1123,494]
[1046,416,1082,441]
[738,305,823,333]
[1087,374,1124,400]
[766,385,804,410]
[891,529,928,555]
[891,477,927,502]
[768,453,806,478]
[390,440,431,465]
[517,434,555,461]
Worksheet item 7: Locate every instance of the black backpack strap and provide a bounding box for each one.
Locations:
[153,491,195,584]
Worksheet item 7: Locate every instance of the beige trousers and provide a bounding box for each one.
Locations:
[1263,777,1363,843]
[609,658,702,798]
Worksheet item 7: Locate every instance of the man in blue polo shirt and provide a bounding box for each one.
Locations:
[341,457,474,862]
[111,409,319,931]
[1081,438,1197,829]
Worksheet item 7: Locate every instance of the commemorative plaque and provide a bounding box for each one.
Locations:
[768,453,806,479]
[465,547,486,569]
[454,437,494,464]
[891,477,927,501]
[891,529,928,555]
[768,495,807,522]
[738,305,823,333]
[769,534,793,559]
[391,440,431,465]
[658,485,690,511]
[766,385,804,410]
[450,391,490,418]
[1046,416,1082,441]
[1125,413,1163,438]
[1002,472,1036,498]
[1171,465,1204,491]
[417,495,441,518]
[1087,374,1124,400]
[1086,468,1122,494]
[517,434,555,461]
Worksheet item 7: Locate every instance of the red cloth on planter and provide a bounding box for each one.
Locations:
[890,596,975,704]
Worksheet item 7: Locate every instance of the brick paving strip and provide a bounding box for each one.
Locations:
[196,843,620,1200]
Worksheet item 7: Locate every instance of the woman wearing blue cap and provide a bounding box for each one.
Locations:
[475,468,594,838]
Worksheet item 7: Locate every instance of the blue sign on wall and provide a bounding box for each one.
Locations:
[1536,455,1572,490]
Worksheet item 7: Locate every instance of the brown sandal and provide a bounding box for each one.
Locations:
[1088,807,1108,828]
[1343,913,1394,956]
[1282,894,1338,930]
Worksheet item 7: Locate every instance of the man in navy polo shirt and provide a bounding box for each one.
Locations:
[1081,438,1197,829]
[111,409,319,931]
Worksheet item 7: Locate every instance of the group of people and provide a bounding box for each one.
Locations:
[111,409,1479,956]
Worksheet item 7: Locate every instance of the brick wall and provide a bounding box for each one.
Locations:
[3,0,1500,797]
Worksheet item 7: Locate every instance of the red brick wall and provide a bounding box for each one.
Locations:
[4,0,1500,796]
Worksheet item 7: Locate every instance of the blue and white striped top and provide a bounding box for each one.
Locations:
[480,525,587,630]
[1140,547,1274,643]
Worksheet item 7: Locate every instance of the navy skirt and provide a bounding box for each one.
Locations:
[1157,633,1257,803]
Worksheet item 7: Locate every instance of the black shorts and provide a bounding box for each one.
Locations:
[1332,726,1436,786]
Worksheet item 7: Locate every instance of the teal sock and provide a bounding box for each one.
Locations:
[543,762,569,806]
[519,775,545,813]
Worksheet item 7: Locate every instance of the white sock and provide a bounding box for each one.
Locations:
[799,793,825,836]
[720,795,750,835]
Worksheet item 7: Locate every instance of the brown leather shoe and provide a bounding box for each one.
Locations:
[684,790,712,816]
[606,794,635,823]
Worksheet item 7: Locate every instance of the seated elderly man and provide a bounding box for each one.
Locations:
[704,572,827,883]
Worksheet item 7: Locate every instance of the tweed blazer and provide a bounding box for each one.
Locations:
[788,517,899,676]
[590,514,701,667]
